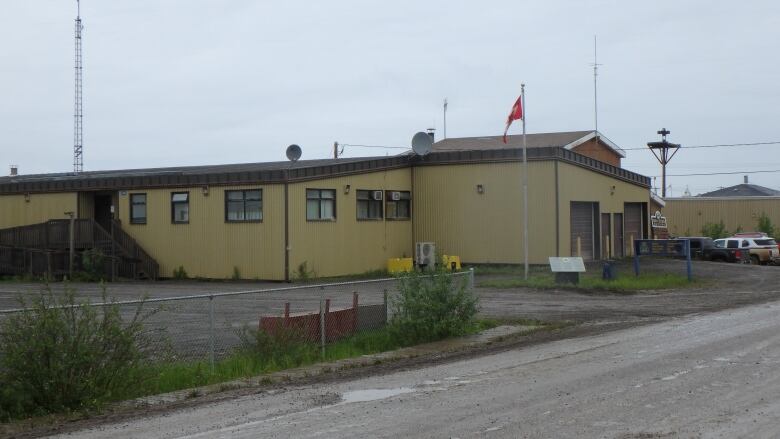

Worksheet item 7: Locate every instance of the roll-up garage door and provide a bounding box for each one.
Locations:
[571,202,595,259]
[624,203,643,255]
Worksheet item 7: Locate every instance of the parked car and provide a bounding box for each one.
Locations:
[706,238,750,263]
[675,237,714,260]
[731,232,779,265]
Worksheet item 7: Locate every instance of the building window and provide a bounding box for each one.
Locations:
[225,189,262,222]
[306,189,336,220]
[171,192,189,224]
[385,190,411,220]
[130,193,147,224]
[356,190,383,220]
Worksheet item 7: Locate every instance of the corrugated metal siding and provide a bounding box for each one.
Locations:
[118,185,286,279]
[0,193,77,229]
[78,192,95,219]
[624,203,643,254]
[557,162,649,258]
[287,168,413,278]
[413,162,557,264]
[663,198,780,237]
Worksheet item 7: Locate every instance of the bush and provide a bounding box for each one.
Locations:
[172,265,188,279]
[80,248,106,281]
[0,286,152,420]
[237,326,318,370]
[701,220,730,239]
[757,212,776,237]
[390,269,479,344]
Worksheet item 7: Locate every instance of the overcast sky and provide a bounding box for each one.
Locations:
[1,0,778,195]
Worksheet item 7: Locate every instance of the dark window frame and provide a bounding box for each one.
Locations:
[224,189,263,223]
[356,189,383,221]
[385,190,411,220]
[171,192,190,224]
[306,188,337,221]
[129,193,147,225]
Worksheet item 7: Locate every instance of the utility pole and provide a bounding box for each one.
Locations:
[591,35,602,135]
[647,128,681,198]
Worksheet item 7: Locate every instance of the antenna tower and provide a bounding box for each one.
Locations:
[73,0,84,173]
[591,35,602,134]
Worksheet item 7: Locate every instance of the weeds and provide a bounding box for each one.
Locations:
[172,266,189,280]
[479,272,697,293]
[0,285,154,421]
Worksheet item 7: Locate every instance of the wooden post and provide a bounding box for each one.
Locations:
[629,234,635,257]
[576,237,582,257]
[606,235,611,259]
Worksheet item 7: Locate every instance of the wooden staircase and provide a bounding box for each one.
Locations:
[0,219,159,280]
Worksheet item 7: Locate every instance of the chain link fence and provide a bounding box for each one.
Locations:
[0,270,475,370]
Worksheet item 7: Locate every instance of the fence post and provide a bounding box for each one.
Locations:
[209,295,215,373]
[319,286,325,358]
[469,267,475,290]
[383,289,388,324]
[352,292,359,333]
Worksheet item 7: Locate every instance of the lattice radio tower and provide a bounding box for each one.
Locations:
[73,0,84,173]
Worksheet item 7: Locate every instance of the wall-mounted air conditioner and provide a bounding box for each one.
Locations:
[391,191,402,201]
[372,190,383,200]
[415,242,436,270]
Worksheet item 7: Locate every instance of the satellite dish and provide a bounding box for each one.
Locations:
[286,144,302,162]
[411,132,433,156]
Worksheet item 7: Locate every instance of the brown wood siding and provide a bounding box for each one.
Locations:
[571,138,621,167]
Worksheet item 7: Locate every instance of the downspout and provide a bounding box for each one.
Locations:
[555,160,560,256]
[284,171,290,282]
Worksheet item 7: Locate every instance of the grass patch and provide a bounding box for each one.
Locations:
[466,264,549,276]
[125,318,501,398]
[479,272,698,293]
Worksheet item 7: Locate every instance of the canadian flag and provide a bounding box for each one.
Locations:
[502,96,523,144]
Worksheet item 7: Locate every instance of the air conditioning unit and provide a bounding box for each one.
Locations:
[415,242,436,269]
[391,191,402,201]
[372,190,383,200]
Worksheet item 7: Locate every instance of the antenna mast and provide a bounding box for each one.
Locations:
[591,35,601,135]
[73,0,84,173]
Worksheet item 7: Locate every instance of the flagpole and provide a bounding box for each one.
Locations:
[521,84,528,280]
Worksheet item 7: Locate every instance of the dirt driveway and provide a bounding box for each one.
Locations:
[478,258,780,323]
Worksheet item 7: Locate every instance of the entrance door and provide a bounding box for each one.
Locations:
[601,213,611,259]
[613,213,624,258]
[624,203,643,256]
[94,194,113,230]
[571,202,596,259]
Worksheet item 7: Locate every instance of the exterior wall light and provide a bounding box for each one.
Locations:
[610,185,616,195]
[24,193,30,202]
[202,186,209,196]
[476,184,484,194]
[344,184,351,194]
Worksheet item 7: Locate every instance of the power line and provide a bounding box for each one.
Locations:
[339,143,409,150]
[661,169,780,177]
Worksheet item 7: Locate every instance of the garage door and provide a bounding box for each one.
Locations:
[571,202,595,259]
[624,203,643,256]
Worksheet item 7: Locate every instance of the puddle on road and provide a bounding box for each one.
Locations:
[340,387,415,404]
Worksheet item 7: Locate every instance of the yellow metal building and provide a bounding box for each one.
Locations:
[663,197,780,237]
[0,131,652,280]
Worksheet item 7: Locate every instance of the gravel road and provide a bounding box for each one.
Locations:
[52,299,780,438]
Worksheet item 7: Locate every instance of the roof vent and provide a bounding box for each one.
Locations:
[426,128,435,142]
[744,175,748,184]
[9,165,17,176]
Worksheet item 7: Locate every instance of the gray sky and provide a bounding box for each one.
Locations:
[2,0,779,195]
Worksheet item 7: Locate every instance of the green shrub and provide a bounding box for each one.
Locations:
[701,220,730,239]
[294,261,315,281]
[172,265,189,279]
[80,248,106,281]
[231,266,241,280]
[390,269,479,344]
[757,212,776,237]
[237,326,318,369]
[0,286,152,420]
